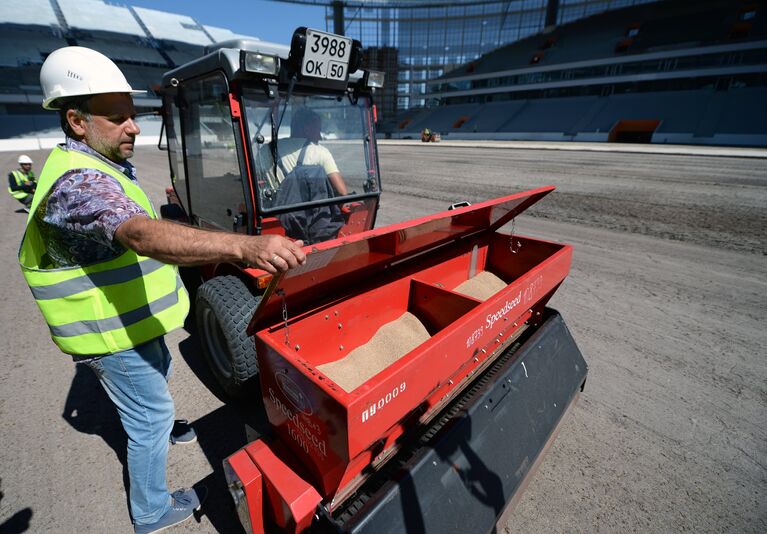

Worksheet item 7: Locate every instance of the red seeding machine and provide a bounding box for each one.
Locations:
[159,28,587,534]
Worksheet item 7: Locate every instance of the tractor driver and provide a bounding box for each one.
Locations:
[19,46,306,534]
[259,107,349,197]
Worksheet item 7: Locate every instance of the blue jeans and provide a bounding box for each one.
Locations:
[82,337,174,525]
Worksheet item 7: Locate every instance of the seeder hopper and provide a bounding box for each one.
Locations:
[224,186,588,533]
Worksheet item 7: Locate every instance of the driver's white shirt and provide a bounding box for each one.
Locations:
[257,137,339,190]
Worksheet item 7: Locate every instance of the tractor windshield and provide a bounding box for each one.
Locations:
[243,91,379,214]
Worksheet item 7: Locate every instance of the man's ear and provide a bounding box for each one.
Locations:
[67,109,88,138]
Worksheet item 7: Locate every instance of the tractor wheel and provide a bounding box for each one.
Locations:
[195,275,260,398]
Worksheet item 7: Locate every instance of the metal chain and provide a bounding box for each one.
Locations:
[509,218,522,254]
[278,289,290,346]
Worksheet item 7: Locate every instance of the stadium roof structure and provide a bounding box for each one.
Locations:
[59,0,145,36]
[276,0,508,5]
[0,0,259,44]
[0,0,261,128]
[0,0,58,26]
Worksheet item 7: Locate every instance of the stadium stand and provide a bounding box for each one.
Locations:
[0,28,68,67]
[389,0,767,147]
[77,39,167,66]
[461,101,527,133]
[2,0,764,148]
[708,87,767,136]
[498,96,595,133]
[0,0,260,143]
[403,103,481,134]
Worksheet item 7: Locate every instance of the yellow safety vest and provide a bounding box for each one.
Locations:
[18,146,189,356]
[8,169,34,201]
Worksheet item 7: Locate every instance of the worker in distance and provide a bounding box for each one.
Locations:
[18,46,306,534]
[8,154,37,212]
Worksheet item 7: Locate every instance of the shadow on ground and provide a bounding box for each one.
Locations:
[62,364,130,513]
[60,326,270,533]
[175,327,271,533]
[0,486,33,533]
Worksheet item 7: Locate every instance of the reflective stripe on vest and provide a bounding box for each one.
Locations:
[18,146,189,356]
[8,170,31,200]
[49,275,184,338]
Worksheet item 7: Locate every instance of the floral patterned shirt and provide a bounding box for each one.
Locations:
[37,138,148,268]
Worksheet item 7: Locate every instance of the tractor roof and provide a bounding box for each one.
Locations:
[161,37,364,90]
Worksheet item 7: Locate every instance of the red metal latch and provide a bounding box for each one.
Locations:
[229,93,242,118]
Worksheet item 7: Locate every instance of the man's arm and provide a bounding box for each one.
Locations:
[327,172,348,196]
[115,216,305,274]
[8,173,34,193]
[318,147,349,196]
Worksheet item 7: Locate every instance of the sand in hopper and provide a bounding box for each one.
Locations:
[453,270,508,301]
[317,312,430,392]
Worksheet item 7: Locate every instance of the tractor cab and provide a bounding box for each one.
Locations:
[158,28,386,396]
[160,28,383,244]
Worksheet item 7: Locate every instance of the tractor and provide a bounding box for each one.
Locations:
[159,27,587,533]
[159,28,383,396]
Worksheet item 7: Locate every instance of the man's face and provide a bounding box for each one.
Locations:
[20,163,32,173]
[71,93,140,162]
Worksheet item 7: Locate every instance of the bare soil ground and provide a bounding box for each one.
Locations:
[0,143,764,533]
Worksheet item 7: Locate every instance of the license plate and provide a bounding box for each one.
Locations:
[301,29,352,82]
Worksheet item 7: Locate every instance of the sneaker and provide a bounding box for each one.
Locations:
[170,419,197,445]
[134,486,207,534]
[21,206,30,213]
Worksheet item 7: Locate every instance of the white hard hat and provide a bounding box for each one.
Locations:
[18,155,33,164]
[40,46,146,110]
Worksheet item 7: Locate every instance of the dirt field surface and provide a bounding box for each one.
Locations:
[0,142,765,533]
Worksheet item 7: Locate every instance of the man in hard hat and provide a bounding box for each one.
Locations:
[19,46,306,534]
[7,154,37,211]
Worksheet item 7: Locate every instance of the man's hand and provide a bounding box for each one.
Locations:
[240,234,306,274]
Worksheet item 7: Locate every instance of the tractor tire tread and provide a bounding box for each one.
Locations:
[195,275,260,396]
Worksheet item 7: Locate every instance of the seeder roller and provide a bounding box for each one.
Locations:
[225,186,588,533]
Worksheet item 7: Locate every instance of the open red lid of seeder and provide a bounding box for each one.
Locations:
[247,186,554,335]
